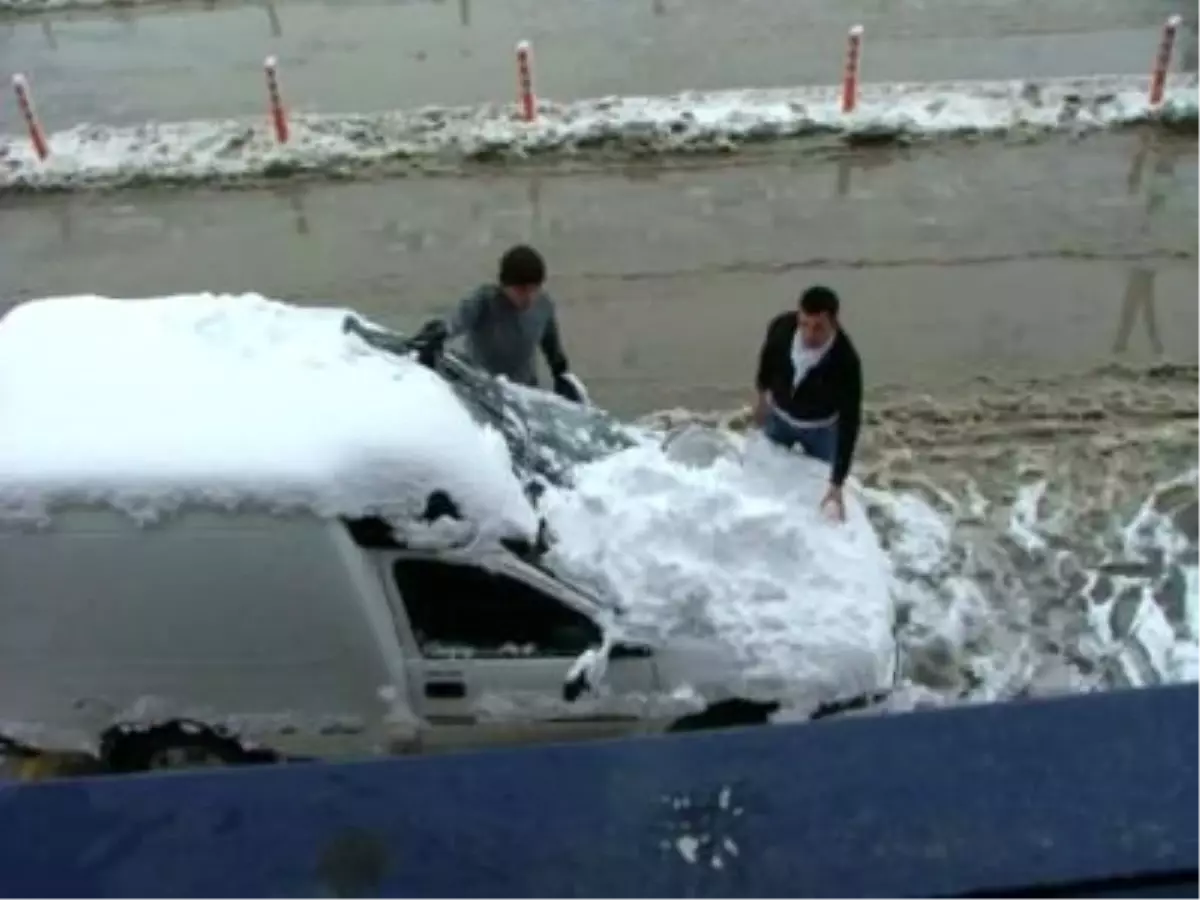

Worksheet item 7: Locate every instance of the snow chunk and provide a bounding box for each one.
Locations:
[0,294,537,540]
[542,432,896,705]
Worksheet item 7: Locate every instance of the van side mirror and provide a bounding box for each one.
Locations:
[562,670,588,702]
[562,645,607,703]
[561,640,652,701]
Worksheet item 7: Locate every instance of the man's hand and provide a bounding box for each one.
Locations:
[412,318,449,369]
[553,371,589,404]
[821,484,846,523]
[413,318,448,348]
[751,392,769,427]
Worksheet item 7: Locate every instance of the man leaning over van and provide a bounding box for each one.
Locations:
[413,245,590,404]
[752,285,863,523]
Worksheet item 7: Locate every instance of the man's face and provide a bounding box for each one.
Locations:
[502,283,539,311]
[796,309,835,348]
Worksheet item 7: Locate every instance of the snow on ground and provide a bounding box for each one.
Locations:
[0,294,538,541]
[644,401,1199,709]
[1115,472,1200,685]
[1,75,1196,192]
[541,426,896,711]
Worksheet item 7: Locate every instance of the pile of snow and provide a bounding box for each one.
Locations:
[1109,471,1199,685]
[0,294,537,541]
[2,74,1196,192]
[542,428,896,710]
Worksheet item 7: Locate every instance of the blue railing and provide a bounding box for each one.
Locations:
[0,684,1195,898]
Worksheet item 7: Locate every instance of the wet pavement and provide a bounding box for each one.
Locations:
[0,0,1194,134]
[2,131,1194,415]
[1,0,1196,415]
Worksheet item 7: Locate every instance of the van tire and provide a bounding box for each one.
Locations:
[99,721,276,774]
[666,699,780,733]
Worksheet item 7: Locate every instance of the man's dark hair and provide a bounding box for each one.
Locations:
[798,285,840,318]
[499,245,547,287]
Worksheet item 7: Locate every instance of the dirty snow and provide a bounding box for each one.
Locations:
[2,74,1196,192]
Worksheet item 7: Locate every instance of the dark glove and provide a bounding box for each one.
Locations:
[413,318,448,348]
[412,318,448,368]
[552,371,588,404]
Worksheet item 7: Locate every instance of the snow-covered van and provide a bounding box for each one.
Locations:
[0,294,896,773]
[0,506,752,768]
[0,504,896,773]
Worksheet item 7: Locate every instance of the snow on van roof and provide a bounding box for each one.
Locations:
[0,293,538,539]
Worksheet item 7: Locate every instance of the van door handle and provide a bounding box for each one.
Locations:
[425,680,466,699]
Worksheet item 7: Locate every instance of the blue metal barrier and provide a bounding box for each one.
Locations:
[0,685,1195,898]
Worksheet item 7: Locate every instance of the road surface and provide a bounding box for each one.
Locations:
[1,131,1194,415]
[0,0,1194,449]
[0,0,1194,134]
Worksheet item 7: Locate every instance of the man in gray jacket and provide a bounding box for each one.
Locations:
[416,245,589,404]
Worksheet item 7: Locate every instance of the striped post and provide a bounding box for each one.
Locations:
[1149,15,1181,107]
[264,55,290,144]
[516,40,536,122]
[12,74,49,161]
[841,25,864,115]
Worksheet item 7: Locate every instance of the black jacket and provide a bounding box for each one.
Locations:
[754,312,863,485]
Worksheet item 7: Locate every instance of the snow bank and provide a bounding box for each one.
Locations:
[1117,471,1200,685]
[0,294,538,539]
[542,429,896,709]
[2,75,1195,193]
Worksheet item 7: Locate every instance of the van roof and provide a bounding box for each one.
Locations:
[0,294,537,541]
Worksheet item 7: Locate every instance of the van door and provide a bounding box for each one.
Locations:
[388,556,660,753]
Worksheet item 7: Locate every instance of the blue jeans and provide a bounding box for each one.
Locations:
[763,408,837,464]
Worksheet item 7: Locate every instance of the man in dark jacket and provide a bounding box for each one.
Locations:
[753,285,863,522]
[415,245,589,403]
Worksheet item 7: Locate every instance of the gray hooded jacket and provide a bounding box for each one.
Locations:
[445,284,570,387]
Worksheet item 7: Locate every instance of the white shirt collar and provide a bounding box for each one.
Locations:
[790,330,834,387]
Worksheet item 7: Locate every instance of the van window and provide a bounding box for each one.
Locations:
[392,559,601,658]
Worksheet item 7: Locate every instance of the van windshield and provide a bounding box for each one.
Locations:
[347,317,640,488]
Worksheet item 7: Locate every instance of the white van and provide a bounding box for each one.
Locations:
[0,502,894,773]
[0,294,894,774]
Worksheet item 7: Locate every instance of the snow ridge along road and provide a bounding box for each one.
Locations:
[2,74,1196,193]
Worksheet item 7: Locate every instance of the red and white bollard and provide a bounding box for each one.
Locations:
[516,40,536,123]
[841,25,864,115]
[1148,14,1181,107]
[12,74,49,161]
[264,55,290,144]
